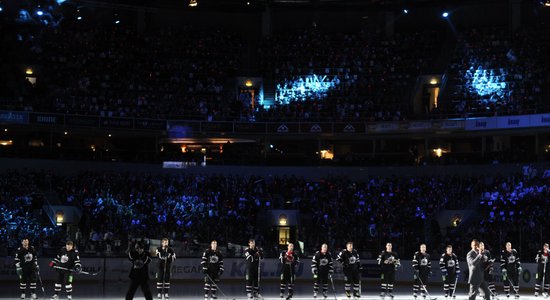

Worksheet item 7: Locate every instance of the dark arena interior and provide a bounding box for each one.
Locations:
[1,0,550,299]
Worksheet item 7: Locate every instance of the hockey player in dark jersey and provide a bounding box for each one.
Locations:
[156,238,176,300]
[480,242,496,299]
[126,242,153,300]
[244,239,263,299]
[337,241,361,299]
[439,245,460,300]
[201,240,224,300]
[49,241,81,300]
[500,242,521,299]
[535,243,549,297]
[311,243,334,299]
[377,242,400,300]
[15,238,39,300]
[279,243,299,299]
[412,244,431,299]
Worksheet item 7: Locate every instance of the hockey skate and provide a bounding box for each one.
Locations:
[322,291,328,299]
[50,295,59,300]
[158,293,163,300]
[346,290,352,298]
[31,294,37,300]
[67,295,72,300]
[164,293,170,299]
[20,293,25,300]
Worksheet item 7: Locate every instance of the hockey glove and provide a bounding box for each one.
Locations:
[16,267,23,277]
[218,269,224,276]
[313,273,318,279]
[414,273,418,280]
[442,275,446,281]
[49,261,55,268]
[74,265,82,273]
[202,268,207,274]
[518,267,522,273]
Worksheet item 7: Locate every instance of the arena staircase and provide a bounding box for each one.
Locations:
[262,78,276,108]
[410,31,459,115]
[41,191,83,228]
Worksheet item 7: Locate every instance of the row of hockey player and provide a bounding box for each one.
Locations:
[13,238,550,300]
[14,238,176,300]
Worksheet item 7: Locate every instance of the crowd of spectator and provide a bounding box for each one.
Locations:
[2,167,548,260]
[446,25,550,116]
[2,15,550,121]
[3,23,243,120]
[258,29,442,121]
[0,170,63,255]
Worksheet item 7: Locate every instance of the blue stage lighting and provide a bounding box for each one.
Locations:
[275,74,342,104]
[36,10,44,16]
[77,16,82,20]
[442,12,449,18]
[470,67,507,97]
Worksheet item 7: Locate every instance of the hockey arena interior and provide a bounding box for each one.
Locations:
[1,0,550,299]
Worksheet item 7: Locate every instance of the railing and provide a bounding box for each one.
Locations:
[3,109,550,135]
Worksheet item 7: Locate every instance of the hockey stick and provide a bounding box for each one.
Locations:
[328,274,338,300]
[504,273,520,296]
[35,268,46,300]
[205,272,232,300]
[285,260,294,300]
[450,273,459,298]
[256,250,263,300]
[160,251,168,299]
[53,265,101,276]
[414,269,437,300]
[542,260,548,298]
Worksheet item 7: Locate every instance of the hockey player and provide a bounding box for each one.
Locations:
[412,244,431,299]
[500,242,521,299]
[378,243,400,300]
[279,243,299,299]
[201,240,224,300]
[156,238,176,300]
[244,239,263,299]
[312,243,334,299]
[337,241,361,299]
[49,241,81,300]
[126,242,153,300]
[15,238,39,300]
[479,242,496,298]
[439,245,460,300]
[535,243,549,298]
